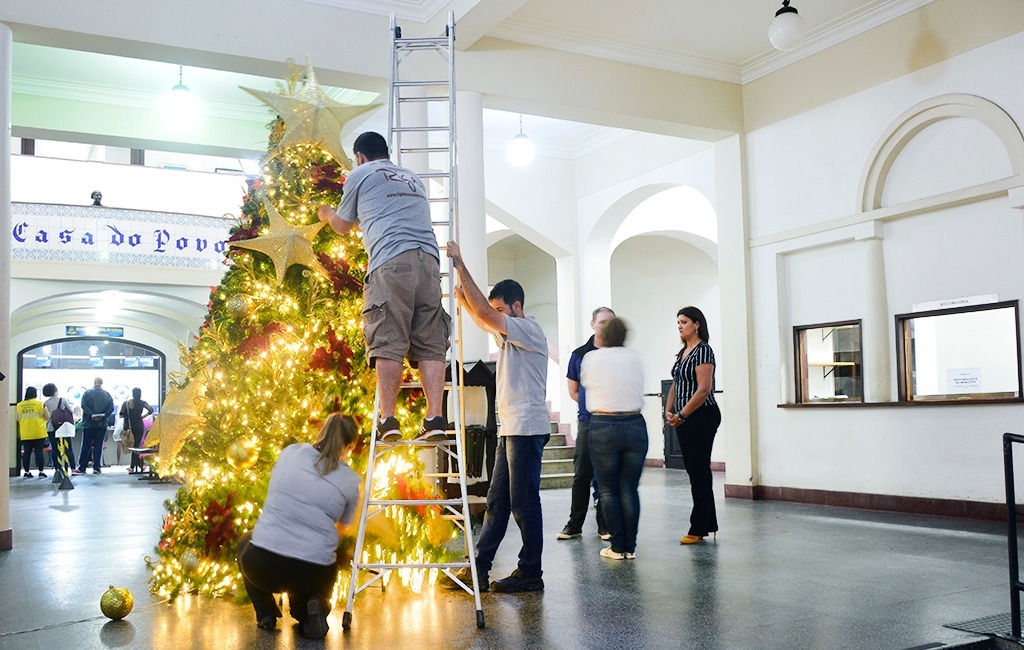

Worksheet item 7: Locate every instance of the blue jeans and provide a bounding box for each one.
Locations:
[78,427,105,472]
[474,434,549,579]
[590,414,648,554]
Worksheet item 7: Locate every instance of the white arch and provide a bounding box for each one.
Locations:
[859,93,1024,212]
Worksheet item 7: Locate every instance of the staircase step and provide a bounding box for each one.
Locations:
[542,458,574,476]
[547,433,567,447]
[540,473,574,490]
[541,445,574,460]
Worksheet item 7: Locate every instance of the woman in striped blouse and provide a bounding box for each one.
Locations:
[665,306,721,544]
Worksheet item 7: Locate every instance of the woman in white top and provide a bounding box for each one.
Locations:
[41,383,76,472]
[581,316,647,560]
[237,413,361,638]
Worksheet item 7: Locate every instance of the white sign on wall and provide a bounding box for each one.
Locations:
[913,294,998,312]
[11,202,232,270]
[947,367,981,393]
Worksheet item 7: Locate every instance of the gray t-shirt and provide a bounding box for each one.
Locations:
[334,158,440,274]
[494,315,550,436]
[251,443,361,565]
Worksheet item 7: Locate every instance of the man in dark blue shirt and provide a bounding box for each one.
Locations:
[77,377,113,475]
[557,307,614,540]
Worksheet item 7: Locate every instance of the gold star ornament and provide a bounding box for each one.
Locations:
[243,63,382,170]
[230,197,328,284]
[145,374,208,468]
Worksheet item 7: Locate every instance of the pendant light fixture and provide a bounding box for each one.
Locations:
[506,114,535,166]
[164,65,199,127]
[768,0,806,52]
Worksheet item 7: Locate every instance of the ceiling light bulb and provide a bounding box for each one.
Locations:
[163,65,199,128]
[769,0,806,52]
[507,133,535,166]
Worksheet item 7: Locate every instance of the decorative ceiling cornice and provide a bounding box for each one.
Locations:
[292,0,449,23]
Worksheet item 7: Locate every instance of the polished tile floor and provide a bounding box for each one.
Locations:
[0,465,1012,649]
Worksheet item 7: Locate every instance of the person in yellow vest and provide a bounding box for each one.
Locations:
[16,386,49,479]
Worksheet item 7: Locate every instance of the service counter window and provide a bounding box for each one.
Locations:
[896,301,1021,402]
[795,321,863,403]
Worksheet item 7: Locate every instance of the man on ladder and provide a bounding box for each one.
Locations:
[319,131,449,442]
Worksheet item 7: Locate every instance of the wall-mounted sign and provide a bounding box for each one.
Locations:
[11,202,232,271]
[913,294,998,312]
[66,326,124,338]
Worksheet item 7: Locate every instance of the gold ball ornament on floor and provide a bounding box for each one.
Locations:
[100,585,134,620]
[226,439,260,470]
[226,294,250,319]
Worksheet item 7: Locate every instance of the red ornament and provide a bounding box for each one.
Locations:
[235,322,284,358]
[309,326,354,376]
[203,493,236,558]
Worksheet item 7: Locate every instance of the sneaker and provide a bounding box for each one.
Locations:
[38,472,47,479]
[23,472,32,479]
[376,417,402,442]
[439,567,489,593]
[491,568,544,593]
[624,552,636,560]
[302,596,329,639]
[600,547,625,560]
[416,416,449,442]
[72,469,85,476]
[556,525,582,540]
[93,469,102,475]
[597,528,611,541]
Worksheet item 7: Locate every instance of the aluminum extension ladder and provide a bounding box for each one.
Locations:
[342,11,485,631]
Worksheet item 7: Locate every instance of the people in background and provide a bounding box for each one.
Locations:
[444,241,550,593]
[557,306,615,542]
[77,377,113,475]
[119,388,154,473]
[237,413,360,639]
[665,306,722,545]
[41,383,76,472]
[318,131,449,443]
[581,317,647,560]
[16,386,48,479]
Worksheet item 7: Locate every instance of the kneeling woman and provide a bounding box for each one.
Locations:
[237,413,360,638]
[581,316,647,560]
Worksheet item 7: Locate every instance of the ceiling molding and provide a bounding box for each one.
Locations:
[742,0,936,82]
[489,0,937,86]
[293,0,450,23]
[489,17,743,83]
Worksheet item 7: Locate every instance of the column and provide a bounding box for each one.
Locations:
[454,90,488,361]
[859,226,891,402]
[714,135,759,497]
[0,22,13,550]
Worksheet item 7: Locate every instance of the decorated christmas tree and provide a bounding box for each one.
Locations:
[146,64,455,600]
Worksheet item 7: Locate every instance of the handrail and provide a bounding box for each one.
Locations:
[1003,432,1024,640]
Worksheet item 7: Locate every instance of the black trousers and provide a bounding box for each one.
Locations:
[21,439,45,473]
[567,419,606,532]
[675,403,721,537]
[236,532,338,625]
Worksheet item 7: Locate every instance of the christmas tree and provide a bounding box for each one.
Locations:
[146,64,456,600]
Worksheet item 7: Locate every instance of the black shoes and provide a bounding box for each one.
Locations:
[302,597,329,639]
[556,525,582,540]
[417,416,449,442]
[256,615,277,631]
[440,567,489,593]
[376,417,402,442]
[491,569,544,593]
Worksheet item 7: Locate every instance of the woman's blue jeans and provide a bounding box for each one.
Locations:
[589,414,648,554]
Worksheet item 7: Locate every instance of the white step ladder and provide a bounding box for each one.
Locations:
[342,11,485,631]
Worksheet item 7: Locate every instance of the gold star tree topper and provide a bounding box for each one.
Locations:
[144,374,208,468]
[243,63,382,170]
[230,197,329,284]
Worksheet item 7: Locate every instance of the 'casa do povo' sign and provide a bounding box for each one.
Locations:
[11,202,232,270]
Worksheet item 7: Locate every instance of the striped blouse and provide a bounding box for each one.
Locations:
[671,340,717,413]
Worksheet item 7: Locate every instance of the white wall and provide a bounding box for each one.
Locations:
[746,32,1024,502]
[611,235,722,462]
